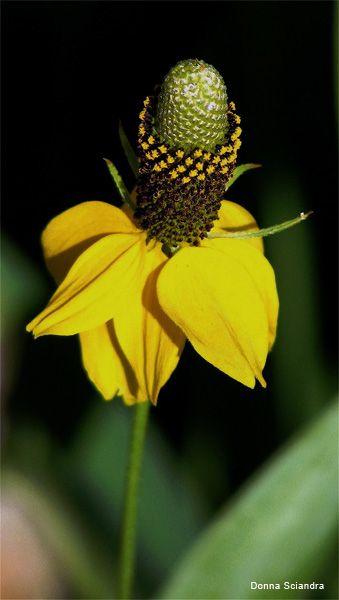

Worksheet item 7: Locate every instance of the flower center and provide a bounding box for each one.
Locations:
[134,60,242,247]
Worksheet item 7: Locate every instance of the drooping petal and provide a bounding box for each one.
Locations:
[27,233,147,337]
[79,321,146,404]
[212,200,264,253]
[203,237,279,351]
[157,241,278,388]
[41,201,139,284]
[114,242,186,405]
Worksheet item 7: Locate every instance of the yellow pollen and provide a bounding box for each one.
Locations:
[234,139,242,150]
[235,115,241,124]
[231,127,242,141]
[170,169,178,178]
[159,145,168,154]
[206,165,215,174]
[177,165,186,173]
[139,125,145,135]
[182,176,191,184]
[167,155,175,164]
[194,149,203,157]
[219,146,228,155]
[141,142,149,150]
[229,101,236,111]
[176,150,184,158]
[221,166,229,174]
[196,162,203,170]
[220,158,228,166]
[185,157,194,166]
[153,164,162,171]
[213,156,221,164]
[146,152,153,160]
[227,153,237,163]
[148,135,155,145]
[159,160,167,169]
[143,97,150,107]
[198,173,206,181]
[203,153,211,161]
[139,109,146,120]
[152,150,159,159]
[189,169,198,177]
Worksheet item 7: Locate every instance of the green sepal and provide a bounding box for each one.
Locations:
[104,158,136,211]
[119,121,139,180]
[226,163,261,191]
[207,211,313,240]
[161,243,181,258]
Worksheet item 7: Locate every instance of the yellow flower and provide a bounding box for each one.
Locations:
[27,59,279,405]
[26,198,278,405]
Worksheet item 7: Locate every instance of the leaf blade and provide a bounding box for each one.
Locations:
[158,401,338,599]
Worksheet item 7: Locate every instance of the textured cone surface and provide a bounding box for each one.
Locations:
[136,60,242,246]
[155,59,228,153]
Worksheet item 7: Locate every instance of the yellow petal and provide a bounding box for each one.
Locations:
[212,200,264,253]
[27,233,147,337]
[41,201,138,284]
[114,243,186,405]
[79,321,145,404]
[203,237,279,351]
[157,241,278,388]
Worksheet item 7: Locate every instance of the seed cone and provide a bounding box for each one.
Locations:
[136,59,242,246]
[154,59,229,153]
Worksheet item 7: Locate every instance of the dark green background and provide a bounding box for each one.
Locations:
[2,2,338,599]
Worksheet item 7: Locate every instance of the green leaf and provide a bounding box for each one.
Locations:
[158,401,338,599]
[104,158,136,210]
[226,163,261,191]
[119,121,139,179]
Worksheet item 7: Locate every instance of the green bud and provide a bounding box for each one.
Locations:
[154,59,229,153]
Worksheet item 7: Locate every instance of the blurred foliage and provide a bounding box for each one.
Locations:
[158,400,338,599]
[2,1,338,599]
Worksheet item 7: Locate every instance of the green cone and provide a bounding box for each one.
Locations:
[154,59,229,153]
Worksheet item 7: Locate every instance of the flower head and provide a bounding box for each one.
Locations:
[27,59,279,405]
[136,59,242,247]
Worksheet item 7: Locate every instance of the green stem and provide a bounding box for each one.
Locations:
[118,401,151,599]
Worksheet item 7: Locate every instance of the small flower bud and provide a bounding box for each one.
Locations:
[155,59,229,152]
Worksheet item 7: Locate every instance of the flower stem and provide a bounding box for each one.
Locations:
[118,401,151,599]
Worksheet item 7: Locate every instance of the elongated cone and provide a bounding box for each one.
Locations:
[155,59,229,152]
